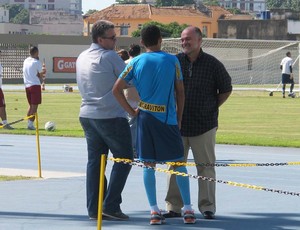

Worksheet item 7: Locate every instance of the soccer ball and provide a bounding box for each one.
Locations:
[45,121,56,131]
[289,92,296,98]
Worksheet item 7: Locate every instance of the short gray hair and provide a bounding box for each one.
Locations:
[91,20,115,43]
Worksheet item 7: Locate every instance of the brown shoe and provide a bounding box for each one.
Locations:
[162,211,182,218]
[203,211,215,219]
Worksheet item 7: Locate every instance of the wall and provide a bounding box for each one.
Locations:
[288,20,300,34]
[218,19,288,40]
[151,14,213,37]
[0,23,42,34]
[113,18,150,37]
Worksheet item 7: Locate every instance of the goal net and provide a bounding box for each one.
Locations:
[162,38,300,92]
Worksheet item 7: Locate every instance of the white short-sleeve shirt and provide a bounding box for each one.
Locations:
[280,56,293,74]
[23,57,42,87]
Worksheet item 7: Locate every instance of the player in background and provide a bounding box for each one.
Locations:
[22,46,46,130]
[280,51,294,98]
[0,59,14,130]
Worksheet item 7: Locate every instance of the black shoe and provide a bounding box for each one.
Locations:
[102,210,129,220]
[162,211,182,218]
[203,211,215,219]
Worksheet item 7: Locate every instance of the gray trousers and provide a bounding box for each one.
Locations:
[165,128,217,214]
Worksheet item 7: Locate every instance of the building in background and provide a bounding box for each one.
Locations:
[219,0,266,12]
[0,0,83,35]
[84,4,231,38]
[30,10,83,35]
[0,0,82,14]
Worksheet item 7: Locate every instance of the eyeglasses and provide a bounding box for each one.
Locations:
[102,35,116,41]
[188,63,193,78]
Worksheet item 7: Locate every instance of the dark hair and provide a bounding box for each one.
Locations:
[286,51,291,56]
[117,49,129,61]
[30,46,39,56]
[128,44,141,57]
[141,25,161,47]
[91,20,114,43]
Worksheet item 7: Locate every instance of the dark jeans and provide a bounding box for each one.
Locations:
[79,117,133,217]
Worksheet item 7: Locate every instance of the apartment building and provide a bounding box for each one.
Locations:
[219,0,266,12]
[0,0,82,15]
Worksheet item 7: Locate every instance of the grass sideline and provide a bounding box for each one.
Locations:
[0,175,34,181]
[1,86,300,148]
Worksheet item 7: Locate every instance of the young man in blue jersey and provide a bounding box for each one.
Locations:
[113,25,196,225]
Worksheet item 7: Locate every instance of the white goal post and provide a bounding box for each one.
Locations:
[162,38,300,95]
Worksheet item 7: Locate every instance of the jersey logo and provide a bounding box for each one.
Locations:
[138,101,166,113]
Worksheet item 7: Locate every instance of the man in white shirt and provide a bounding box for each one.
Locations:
[23,46,46,130]
[0,61,14,129]
[280,51,294,98]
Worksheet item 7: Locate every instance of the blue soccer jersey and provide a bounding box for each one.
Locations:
[119,51,183,125]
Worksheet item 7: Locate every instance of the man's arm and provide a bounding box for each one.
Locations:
[218,91,231,107]
[174,80,184,129]
[113,78,138,117]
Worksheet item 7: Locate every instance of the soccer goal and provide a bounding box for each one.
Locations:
[162,38,300,95]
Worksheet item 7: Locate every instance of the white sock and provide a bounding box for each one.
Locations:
[2,120,8,125]
[150,205,160,213]
[28,120,34,126]
[183,205,193,212]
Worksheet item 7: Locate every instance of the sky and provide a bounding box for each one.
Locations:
[82,0,116,14]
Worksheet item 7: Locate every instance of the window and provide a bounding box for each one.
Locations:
[202,26,207,37]
[14,0,25,2]
[48,0,55,2]
[36,4,47,10]
[29,0,35,2]
[120,26,128,36]
[48,4,54,10]
[29,4,36,10]
[250,3,253,11]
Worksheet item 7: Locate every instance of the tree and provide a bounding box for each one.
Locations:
[131,21,188,38]
[201,0,219,6]
[6,4,22,20]
[226,7,243,14]
[266,0,300,10]
[10,8,29,24]
[116,0,139,4]
[85,9,98,15]
[155,0,195,7]
[5,4,29,24]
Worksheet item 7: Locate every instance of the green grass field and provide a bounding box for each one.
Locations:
[1,87,300,148]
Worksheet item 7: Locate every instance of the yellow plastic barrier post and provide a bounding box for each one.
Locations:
[34,113,42,178]
[97,154,107,230]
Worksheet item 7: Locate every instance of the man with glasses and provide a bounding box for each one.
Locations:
[164,26,232,220]
[76,20,133,221]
